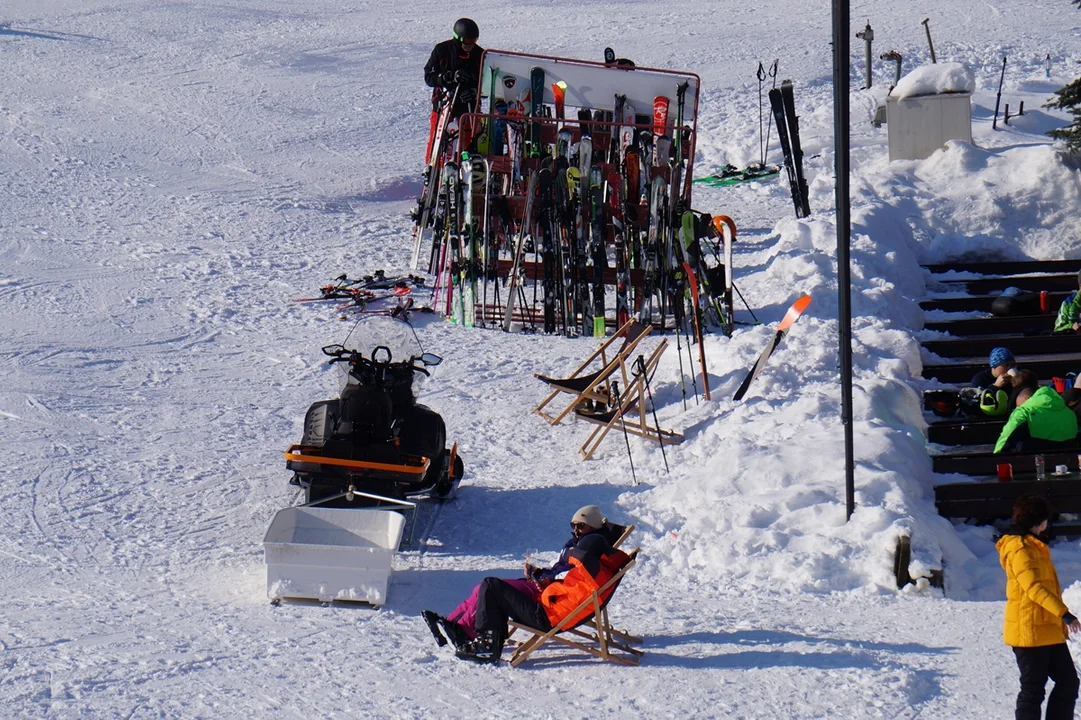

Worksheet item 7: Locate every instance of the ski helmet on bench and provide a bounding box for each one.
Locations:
[453,18,479,41]
[979,387,1010,416]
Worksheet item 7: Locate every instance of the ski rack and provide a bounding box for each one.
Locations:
[423,49,705,336]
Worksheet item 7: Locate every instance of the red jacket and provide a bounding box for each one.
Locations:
[540,549,630,628]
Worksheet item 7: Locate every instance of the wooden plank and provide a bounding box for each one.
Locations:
[923,334,1081,359]
[934,478,1079,501]
[923,315,1054,337]
[933,449,1081,476]
[920,291,1070,313]
[936,274,1079,294]
[928,419,1006,446]
[923,260,1081,275]
[923,356,1081,383]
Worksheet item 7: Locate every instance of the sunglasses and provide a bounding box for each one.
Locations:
[571,522,590,531]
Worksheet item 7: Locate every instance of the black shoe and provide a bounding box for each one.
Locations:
[455,647,500,664]
[422,610,447,647]
[456,629,504,663]
[440,618,471,650]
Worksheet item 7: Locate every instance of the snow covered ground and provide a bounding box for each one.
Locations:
[2,0,1081,717]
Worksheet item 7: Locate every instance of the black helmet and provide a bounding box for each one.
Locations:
[453,18,479,41]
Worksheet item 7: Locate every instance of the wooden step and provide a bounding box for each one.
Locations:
[923,334,1081,359]
[935,274,1079,294]
[920,291,1071,313]
[932,449,1081,476]
[923,260,1081,275]
[923,315,1054,337]
[923,356,1081,383]
[934,476,1081,520]
[928,418,1007,446]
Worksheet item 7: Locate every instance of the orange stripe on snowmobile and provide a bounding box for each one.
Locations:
[284,445,430,475]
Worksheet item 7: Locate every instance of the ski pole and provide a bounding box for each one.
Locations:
[674,297,689,411]
[635,355,669,474]
[732,281,760,324]
[757,62,766,166]
[763,60,779,165]
[993,56,1007,130]
[610,381,638,486]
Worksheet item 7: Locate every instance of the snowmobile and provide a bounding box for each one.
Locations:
[286,316,463,507]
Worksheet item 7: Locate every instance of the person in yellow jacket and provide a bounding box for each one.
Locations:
[997,494,1081,719]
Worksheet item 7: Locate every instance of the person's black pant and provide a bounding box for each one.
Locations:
[1013,643,1079,720]
[473,577,551,634]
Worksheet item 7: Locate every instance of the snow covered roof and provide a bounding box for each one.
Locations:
[892,62,975,100]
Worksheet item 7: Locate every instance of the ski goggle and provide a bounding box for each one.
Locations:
[453,32,477,43]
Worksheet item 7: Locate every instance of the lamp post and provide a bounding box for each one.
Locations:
[832,0,855,521]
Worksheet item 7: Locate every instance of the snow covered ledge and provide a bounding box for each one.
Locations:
[887,62,975,162]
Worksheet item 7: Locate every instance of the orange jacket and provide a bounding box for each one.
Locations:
[540,549,630,629]
[997,532,1070,647]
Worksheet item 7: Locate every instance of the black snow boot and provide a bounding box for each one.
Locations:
[455,628,506,664]
[422,611,447,647]
[440,618,471,650]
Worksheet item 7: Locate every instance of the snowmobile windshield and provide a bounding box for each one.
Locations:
[335,316,426,395]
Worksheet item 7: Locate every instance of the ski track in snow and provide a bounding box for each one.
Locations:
[1,0,1080,716]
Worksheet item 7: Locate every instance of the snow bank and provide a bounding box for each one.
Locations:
[892,62,975,100]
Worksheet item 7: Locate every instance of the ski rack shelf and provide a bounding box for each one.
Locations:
[421,49,707,337]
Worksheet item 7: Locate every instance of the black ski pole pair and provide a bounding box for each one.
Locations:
[634,355,670,474]
[757,60,779,167]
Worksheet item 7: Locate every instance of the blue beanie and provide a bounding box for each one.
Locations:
[989,347,1015,368]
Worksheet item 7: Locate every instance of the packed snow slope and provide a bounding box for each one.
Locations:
[3,0,1081,717]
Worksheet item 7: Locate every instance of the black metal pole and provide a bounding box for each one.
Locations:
[832,0,855,521]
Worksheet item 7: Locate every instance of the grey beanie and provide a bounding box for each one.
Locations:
[571,505,605,529]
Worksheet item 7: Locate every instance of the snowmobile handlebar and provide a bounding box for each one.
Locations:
[320,344,434,376]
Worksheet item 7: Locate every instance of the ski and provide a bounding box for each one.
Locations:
[683,262,711,400]
[693,164,781,187]
[577,135,594,335]
[538,167,557,333]
[530,67,545,158]
[732,294,812,401]
[590,167,607,337]
[769,86,805,218]
[780,80,811,217]
[502,169,539,332]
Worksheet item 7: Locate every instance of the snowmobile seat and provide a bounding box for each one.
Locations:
[338,386,395,442]
[505,549,642,667]
[533,318,653,426]
[574,340,683,460]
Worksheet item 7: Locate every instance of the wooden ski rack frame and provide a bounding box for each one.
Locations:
[431,50,702,333]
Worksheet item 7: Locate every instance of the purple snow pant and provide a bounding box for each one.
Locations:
[446,577,538,639]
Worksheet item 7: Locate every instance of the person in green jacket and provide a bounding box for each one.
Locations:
[994,385,1080,453]
[1053,270,1081,333]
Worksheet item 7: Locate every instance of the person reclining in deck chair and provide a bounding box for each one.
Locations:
[453,533,631,664]
[421,505,624,651]
[994,384,1079,454]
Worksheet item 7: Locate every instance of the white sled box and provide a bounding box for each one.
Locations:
[263,507,406,606]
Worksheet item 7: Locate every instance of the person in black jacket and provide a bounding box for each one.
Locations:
[423,18,484,119]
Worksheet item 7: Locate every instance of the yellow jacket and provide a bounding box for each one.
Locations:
[997,532,1070,647]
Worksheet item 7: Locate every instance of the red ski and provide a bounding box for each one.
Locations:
[733,294,812,401]
[683,262,711,400]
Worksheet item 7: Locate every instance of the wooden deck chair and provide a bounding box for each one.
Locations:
[533,318,653,425]
[506,550,643,668]
[575,341,684,460]
[601,521,634,549]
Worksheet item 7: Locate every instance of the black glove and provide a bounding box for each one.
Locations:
[454,69,475,85]
[459,88,476,106]
[439,70,455,85]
